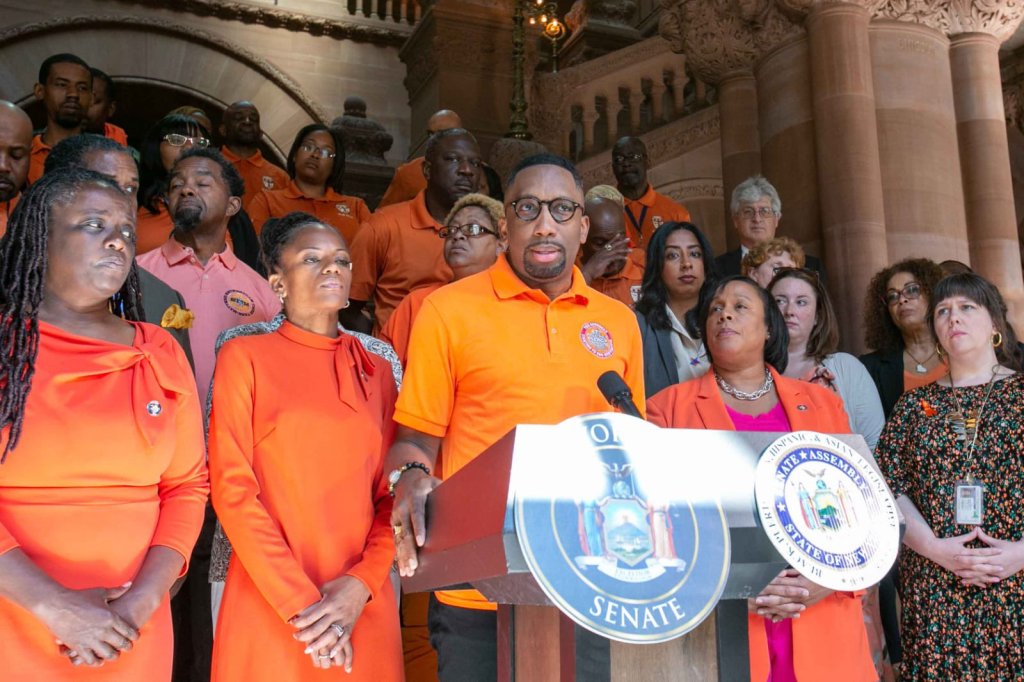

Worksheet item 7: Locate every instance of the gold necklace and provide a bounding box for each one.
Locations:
[905,345,937,374]
[947,367,1000,470]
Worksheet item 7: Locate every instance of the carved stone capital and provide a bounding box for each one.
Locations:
[874,1,1024,41]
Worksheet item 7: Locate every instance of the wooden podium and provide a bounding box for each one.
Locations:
[402,419,883,681]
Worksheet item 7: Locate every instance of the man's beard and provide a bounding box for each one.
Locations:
[522,244,567,280]
[0,177,18,203]
[53,107,83,130]
[172,205,203,232]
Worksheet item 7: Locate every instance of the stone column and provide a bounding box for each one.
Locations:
[870,21,968,263]
[718,70,763,251]
[805,2,889,352]
[950,31,1024,330]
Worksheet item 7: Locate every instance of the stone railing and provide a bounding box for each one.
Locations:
[346,0,421,24]
[529,35,710,161]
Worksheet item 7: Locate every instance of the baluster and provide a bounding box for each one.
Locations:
[671,69,687,118]
[630,87,643,134]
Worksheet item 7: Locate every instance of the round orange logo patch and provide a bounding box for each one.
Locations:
[580,322,614,359]
[224,290,257,316]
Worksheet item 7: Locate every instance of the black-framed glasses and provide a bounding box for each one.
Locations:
[163,133,209,148]
[300,143,336,159]
[439,223,499,239]
[883,282,922,306]
[612,152,644,164]
[509,197,582,223]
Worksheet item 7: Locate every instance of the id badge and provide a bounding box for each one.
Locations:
[954,479,984,526]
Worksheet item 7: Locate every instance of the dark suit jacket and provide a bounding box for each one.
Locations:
[858,347,903,420]
[714,247,826,282]
[138,267,195,370]
[635,310,679,399]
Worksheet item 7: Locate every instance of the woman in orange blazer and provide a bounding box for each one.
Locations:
[208,211,402,680]
[647,275,875,682]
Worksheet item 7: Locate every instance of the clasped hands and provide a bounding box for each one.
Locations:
[290,576,370,672]
[929,527,1024,588]
[747,568,833,623]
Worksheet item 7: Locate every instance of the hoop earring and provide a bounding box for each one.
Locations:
[993,331,1004,349]
[342,300,350,310]
[936,344,946,360]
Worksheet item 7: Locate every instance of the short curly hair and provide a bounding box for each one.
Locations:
[863,257,945,352]
[741,236,805,276]
[444,192,503,232]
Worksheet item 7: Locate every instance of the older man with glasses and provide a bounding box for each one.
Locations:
[715,175,827,281]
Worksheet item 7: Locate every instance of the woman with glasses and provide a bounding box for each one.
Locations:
[248,124,370,244]
[860,258,947,419]
[208,211,402,680]
[380,193,504,366]
[634,221,717,397]
[741,236,806,289]
[770,267,885,449]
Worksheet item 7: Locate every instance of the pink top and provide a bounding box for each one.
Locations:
[137,238,279,407]
[726,401,797,682]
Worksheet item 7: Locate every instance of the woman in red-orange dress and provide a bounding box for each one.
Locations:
[209,211,403,681]
[0,168,209,680]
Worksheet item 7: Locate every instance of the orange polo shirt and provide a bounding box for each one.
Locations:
[0,195,19,239]
[589,250,645,309]
[136,203,176,255]
[377,282,442,367]
[622,184,690,246]
[378,157,426,208]
[248,181,371,245]
[103,122,129,147]
[396,255,645,610]
[220,146,290,211]
[349,190,450,331]
[27,135,51,186]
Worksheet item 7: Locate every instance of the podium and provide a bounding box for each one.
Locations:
[402,415,896,681]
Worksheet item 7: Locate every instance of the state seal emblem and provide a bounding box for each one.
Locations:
[580,322,613,359]
[754,431,900,591]
[513,414,730,643]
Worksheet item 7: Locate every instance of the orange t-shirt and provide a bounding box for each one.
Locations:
[208,321,402,680]
[377,282,443,367]
[349,189,450,331]
[0,320,209,680]
[395,255,645,610]
[220,146,290,211]
[589,250,645,309]
[903,362,947,392]
[248,181,371,245]
[622,184,690,247]
[378,156,426,208]
[0,195,19,239]
[136,203,176,255]
[104,122,129,146]
[27,135,51,186]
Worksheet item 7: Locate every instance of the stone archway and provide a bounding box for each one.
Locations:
[0,14,328,156]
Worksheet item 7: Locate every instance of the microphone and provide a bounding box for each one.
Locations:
[597,371,643,419]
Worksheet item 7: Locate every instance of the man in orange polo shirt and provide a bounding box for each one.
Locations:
[385,153,644,682]
[580,191,644,308]
[84,67,129,147]
[28,53,93,185]
[378,109,462,208]
[219,101,289,209]
[347,127,483,333]
[612,136,690,249]
[0,101,32,237]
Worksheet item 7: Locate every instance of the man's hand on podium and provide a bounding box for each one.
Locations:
[385,427,443,578]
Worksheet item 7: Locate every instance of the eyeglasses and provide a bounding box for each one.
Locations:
[612,153,644,164]
[439,222,499,239]
[509,197,582,223]
[163,134,209,148]
[738,206,777,220]
[300,143,336,160]
[883,282,922,306]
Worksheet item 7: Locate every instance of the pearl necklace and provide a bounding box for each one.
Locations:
[715,368,774,401]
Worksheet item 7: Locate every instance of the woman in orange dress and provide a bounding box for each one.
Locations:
[247,125,371,243]
[208,210,403,680]
[647,275,875,682]
[0,168,209,679]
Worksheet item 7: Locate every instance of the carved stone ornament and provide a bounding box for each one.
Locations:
[110,0,413,46]
[330,97,394,166]
[775,0,887,17]
[944,0,1024,40]
[568,0,640,30]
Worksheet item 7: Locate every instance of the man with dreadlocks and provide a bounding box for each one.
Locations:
[0,167,209,679]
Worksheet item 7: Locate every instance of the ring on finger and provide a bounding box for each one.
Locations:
[331,623,346,638]
[392,522,403,537]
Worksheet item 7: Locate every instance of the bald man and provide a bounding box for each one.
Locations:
[378,109,462,208]
[579,193,644,308]
[0,101,33,237]
[219,100,289,209]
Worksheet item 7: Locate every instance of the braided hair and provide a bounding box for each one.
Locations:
[260,211,342,272]
[0,168,144,461]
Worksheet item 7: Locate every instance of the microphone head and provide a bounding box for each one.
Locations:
[597,370,631,404]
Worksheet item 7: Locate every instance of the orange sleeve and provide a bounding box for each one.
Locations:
[348,217,387,304]
[378,295,412,366]
[343,364,398,600]
[208,339,323,622]
[151,340,210,575]
[248,191,273,236]
[393,298,454,438]
[355,197,373,224]
[378,162,422,208]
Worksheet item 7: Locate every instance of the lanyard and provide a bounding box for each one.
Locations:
[624,204,648,245]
